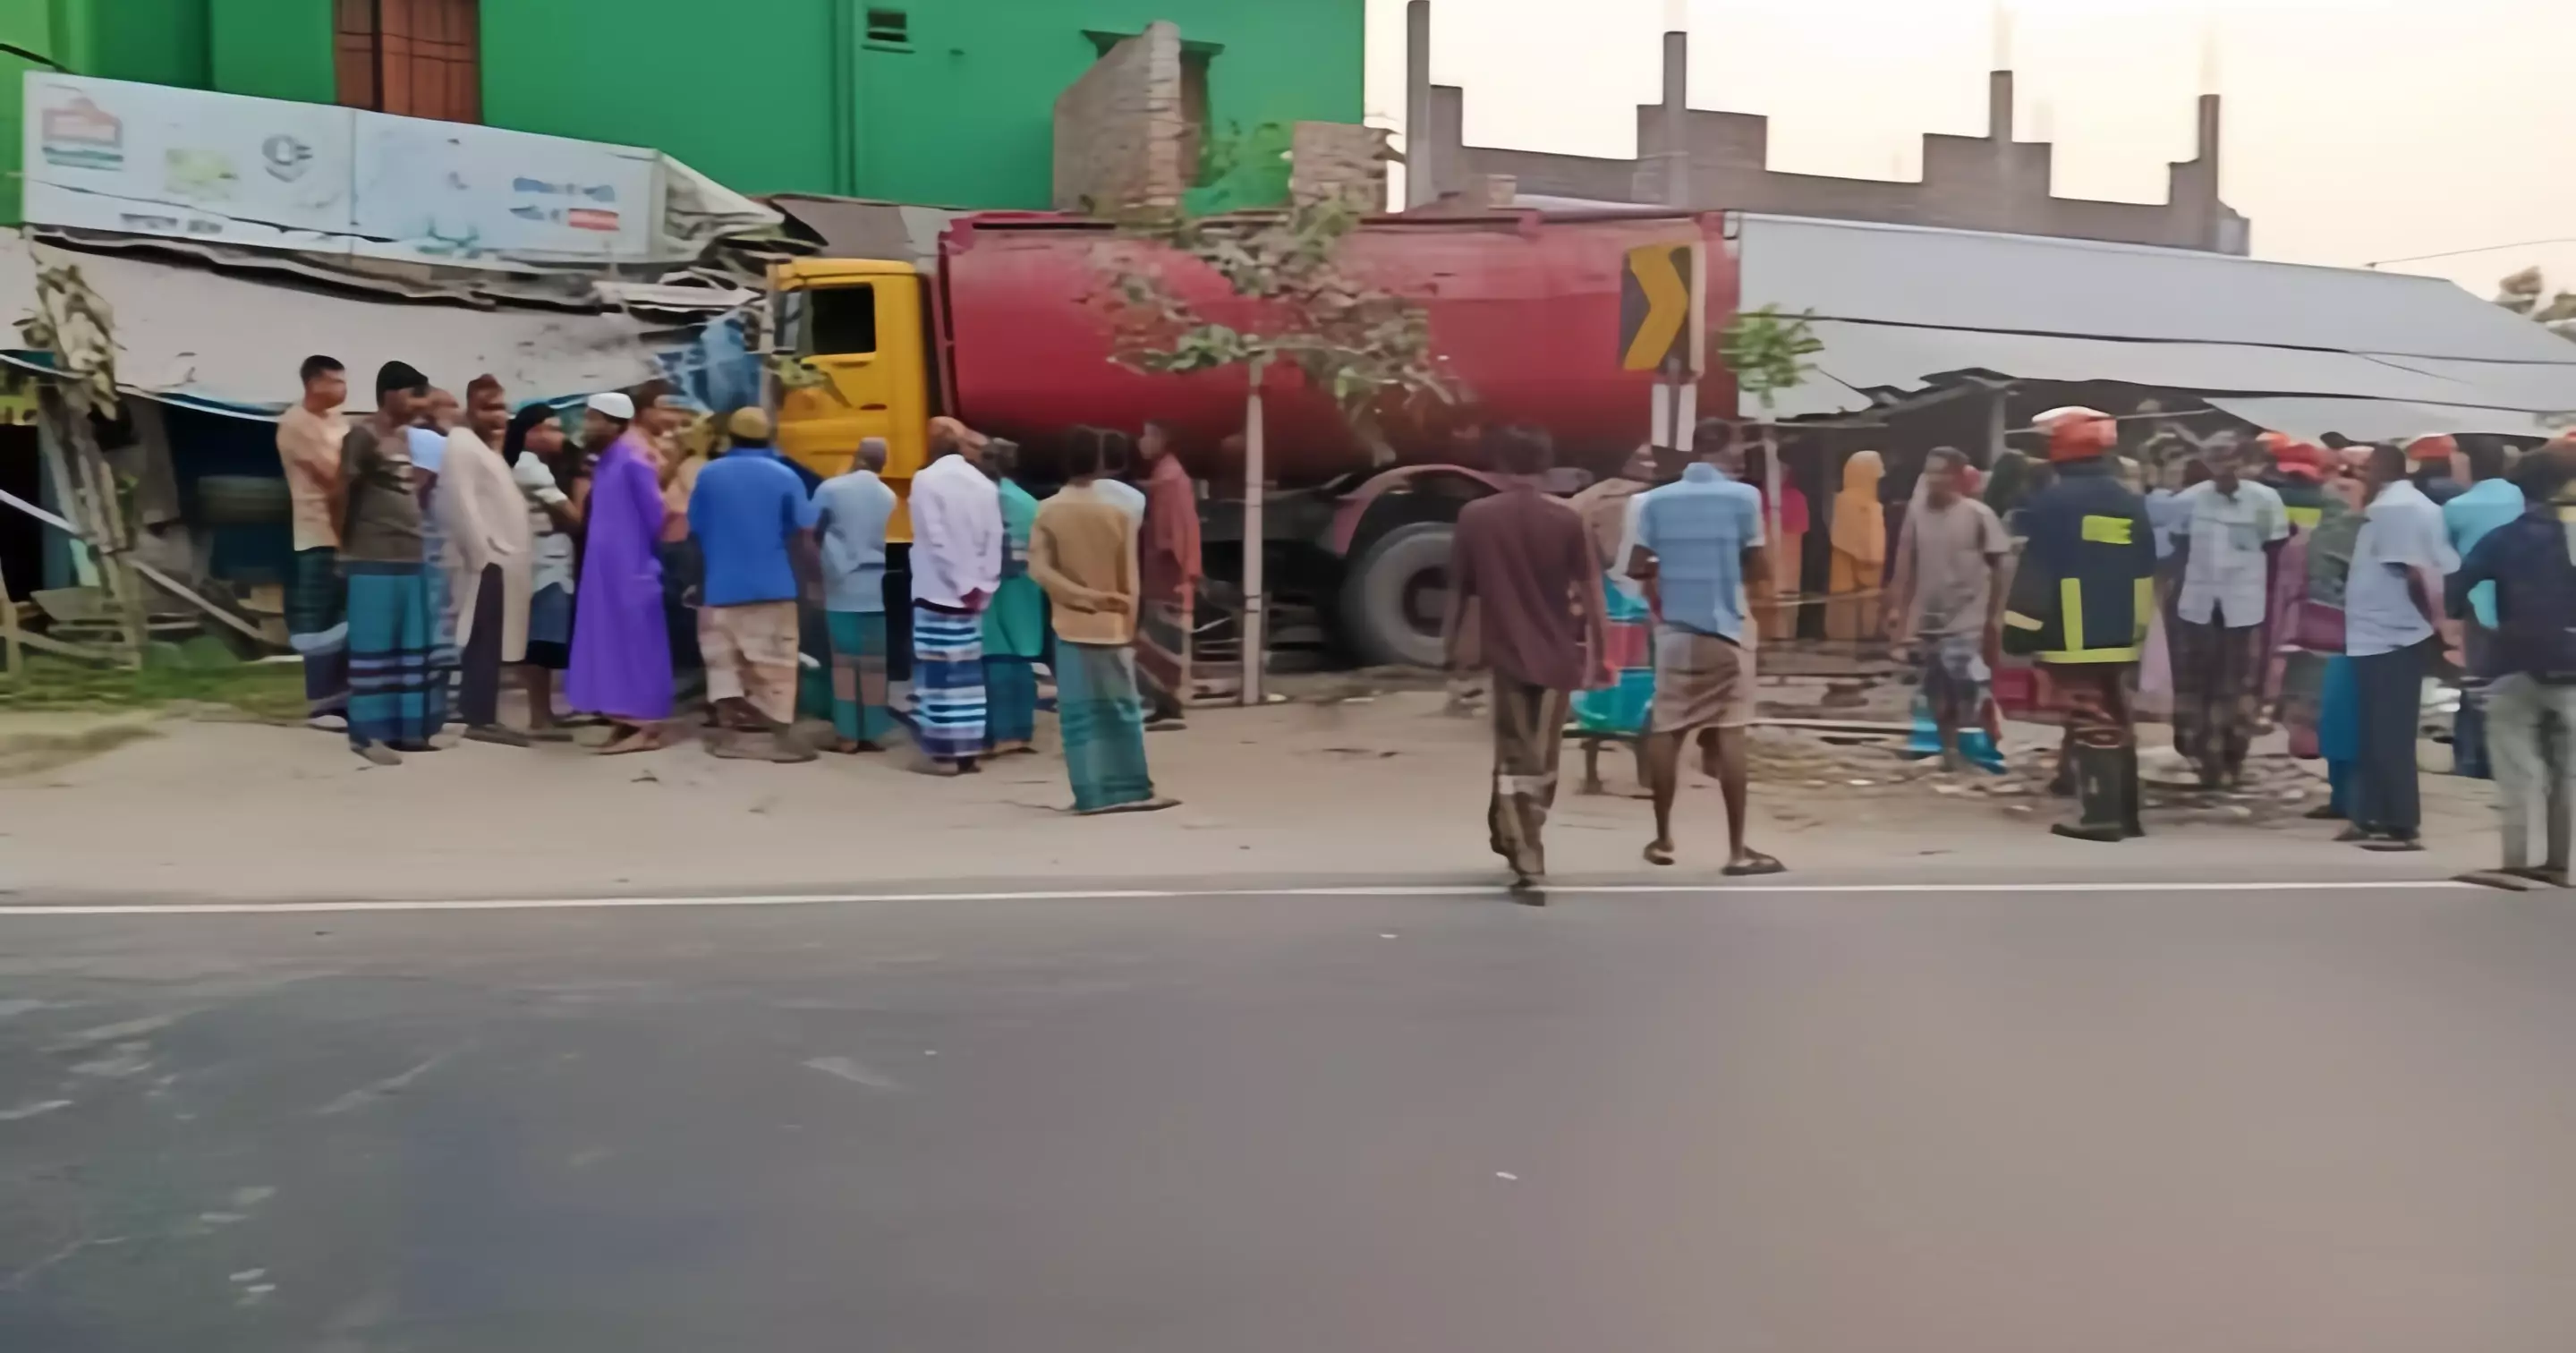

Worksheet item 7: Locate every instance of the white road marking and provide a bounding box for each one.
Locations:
[316,1054,448,1115]
[0,879,2479,917]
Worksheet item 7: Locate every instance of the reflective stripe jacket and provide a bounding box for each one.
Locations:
[2002,460,2157,664]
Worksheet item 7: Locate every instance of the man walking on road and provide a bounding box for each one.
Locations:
[1445,427,1608,889]
[2447,450,2576,885]
[1030,430,1177,814]
[2340,442,2459,851]
[2003,407,2157,842]
[908,418,1003,775]
[276,354,351,728]
[2166,436,2290,788]
[1885,447,2010,772]
[1632,419,1781,874]
[813,437,899,753]
[689,408,820,762]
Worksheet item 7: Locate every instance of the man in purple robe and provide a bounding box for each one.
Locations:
[566,393,675,753]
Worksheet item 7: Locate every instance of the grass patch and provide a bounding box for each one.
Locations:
[0,639,307,722]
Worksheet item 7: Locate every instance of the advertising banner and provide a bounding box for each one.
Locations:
[22,74,666,269]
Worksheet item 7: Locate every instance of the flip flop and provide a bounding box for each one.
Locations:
[596,730,665,756]
[1076,796,1181,816]
[1722,852,1788,877]
[1643,841,1677,867]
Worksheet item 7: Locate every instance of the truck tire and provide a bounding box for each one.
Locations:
[1339,522,1455,669]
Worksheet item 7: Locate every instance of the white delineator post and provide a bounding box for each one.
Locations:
[1240,359,1268,706]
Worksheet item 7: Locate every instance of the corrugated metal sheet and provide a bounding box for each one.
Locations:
[1740,214,2576,432]
[2204,396,2563,443]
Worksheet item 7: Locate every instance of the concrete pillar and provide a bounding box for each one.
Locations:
[1405,0,1434,208]
[1660,28,1689,207]
[2193,93,2224,248]
[1987,70,2014,141]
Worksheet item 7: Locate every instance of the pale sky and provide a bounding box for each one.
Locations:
[1362,0,2576,297]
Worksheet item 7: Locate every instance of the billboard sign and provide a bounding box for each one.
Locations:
[23,74,662,269]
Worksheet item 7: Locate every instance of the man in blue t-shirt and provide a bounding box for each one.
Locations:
[1630,418,1781,876]
[688,408,821,761]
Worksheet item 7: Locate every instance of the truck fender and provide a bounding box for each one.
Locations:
[1327,464,1510,559]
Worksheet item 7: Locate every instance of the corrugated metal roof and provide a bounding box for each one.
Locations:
[1739,214,2576,433]
[2205,396,2563,443]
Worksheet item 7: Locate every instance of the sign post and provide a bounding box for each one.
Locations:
[1619,240,1709,458]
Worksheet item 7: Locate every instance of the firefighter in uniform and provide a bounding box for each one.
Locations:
[2004,407,2159,842]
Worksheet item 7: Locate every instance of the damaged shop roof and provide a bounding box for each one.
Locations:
[0,231,690,415]
[1740,214,2576,436]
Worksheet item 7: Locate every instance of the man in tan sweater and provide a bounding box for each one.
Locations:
[1029,429,1177,814]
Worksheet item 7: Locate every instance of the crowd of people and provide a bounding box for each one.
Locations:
[1448,410,2576,890]
[273,358,1203,816]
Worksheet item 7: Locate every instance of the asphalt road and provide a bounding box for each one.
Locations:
[3,880,2571,1352]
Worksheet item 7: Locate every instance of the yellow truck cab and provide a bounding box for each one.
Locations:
[770,258,933,541]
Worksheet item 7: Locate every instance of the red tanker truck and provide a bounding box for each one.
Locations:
[772,208,1739,668]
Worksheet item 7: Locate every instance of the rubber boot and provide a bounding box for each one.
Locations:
[2051,745,2130,843]
[2117,745,2147,838]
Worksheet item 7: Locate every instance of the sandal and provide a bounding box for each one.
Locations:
[1643,840,1676,867]
[1075,796,1181,816]
[597,728,666,756]
[1722,851,1788,877]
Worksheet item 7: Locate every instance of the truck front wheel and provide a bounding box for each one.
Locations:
[1339,522,1455,669]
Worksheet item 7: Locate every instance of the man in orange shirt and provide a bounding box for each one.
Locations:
[276,355,351,728]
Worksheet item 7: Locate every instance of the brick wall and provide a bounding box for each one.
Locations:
[1051,21,1187,214]
[1288,121,1389,208]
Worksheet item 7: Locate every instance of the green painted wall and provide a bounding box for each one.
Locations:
[480,0,843,191]
[0,0,74,223]
[482,0,1367,207]
[94,0,213,89]
[208,0,333,105]
[0,1,1366,220]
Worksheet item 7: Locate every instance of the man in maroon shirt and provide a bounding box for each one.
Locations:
[1444,427,1611,889]
[1136,420,1203,727]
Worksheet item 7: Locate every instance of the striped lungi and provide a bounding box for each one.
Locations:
[344,560,438,750]
[418,514,458,732]
[286,546,349,716]
[1058,642,1156,812]
[1136,589,1193,715]
[910,603,987,762]
[827,610,895,745]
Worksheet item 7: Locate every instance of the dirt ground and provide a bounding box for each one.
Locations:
[0,674,2504,902]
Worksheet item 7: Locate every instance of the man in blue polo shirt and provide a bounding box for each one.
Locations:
[1630,418,1781,875]
[689,408,820,762]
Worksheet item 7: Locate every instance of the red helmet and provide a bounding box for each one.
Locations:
[2404,433,2459,464]
[2257,430,2326,481]
[2034,406,2117,462]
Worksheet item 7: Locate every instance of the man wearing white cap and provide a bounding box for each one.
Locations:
[565,393,676,753]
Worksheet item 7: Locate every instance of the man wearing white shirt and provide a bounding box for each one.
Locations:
[2166,438,2290,787]
[906,419,1004,774]
[2341,443,2461,850]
